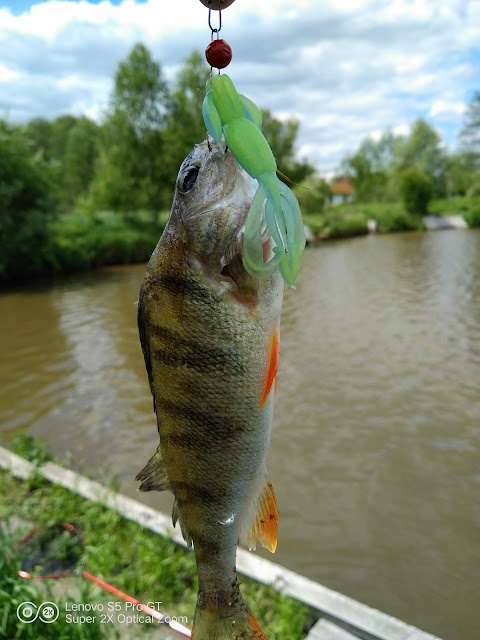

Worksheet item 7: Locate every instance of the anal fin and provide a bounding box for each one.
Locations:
[241,478,279,553]
[172,499,193,549]
[135,445,170,492]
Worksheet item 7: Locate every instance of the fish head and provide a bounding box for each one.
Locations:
[164,138,282,301]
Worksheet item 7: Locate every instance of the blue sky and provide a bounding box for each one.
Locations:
[3,0,126,13]
[0,0,478,172]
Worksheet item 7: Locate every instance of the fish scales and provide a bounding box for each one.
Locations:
[137,139,285,640]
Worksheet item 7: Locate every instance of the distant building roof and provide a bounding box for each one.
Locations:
[330,177,355,196]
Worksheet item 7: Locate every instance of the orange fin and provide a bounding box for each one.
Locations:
[260,327,280,408]
[245,480,279,553]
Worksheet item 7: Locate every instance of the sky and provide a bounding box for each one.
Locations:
[0,0,479,172]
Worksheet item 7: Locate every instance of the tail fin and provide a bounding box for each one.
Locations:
[192,579,269,640]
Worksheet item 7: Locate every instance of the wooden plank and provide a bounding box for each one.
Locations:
[0,446,443,640]
[0,447,35,481]
[306,619,359,640]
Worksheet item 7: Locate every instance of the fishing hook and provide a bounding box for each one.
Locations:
[208,0,223,38]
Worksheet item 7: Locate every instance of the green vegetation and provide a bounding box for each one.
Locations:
[399,167,432,216]
[303,194,480,240]
[294,176,330,214]
[1,526,104,639]
[2,43,480,283]
[341,106,480,209]
[1,45,312,285]
[49,210,167,273]
[303,200,423,239]
[0,436,310,640]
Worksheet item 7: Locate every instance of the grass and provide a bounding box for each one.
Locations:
[0,527,105,639]
[303,196,480,240]
[0,436,311,640]
[429,196,480,226]
[303,202,421,238]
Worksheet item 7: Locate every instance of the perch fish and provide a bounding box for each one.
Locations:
[136,139,284,640]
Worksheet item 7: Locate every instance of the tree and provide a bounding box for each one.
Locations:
[25,114,97,210]
[50,115,78,162]
[342,131,402,202]
[0,121,56,281]
[445,152,479,196]
[63,117,100,208]
[261,110,315,184]
[24,118,52,160]
[293,176,330,214]
[398,119,447,197]
[162,51,210,191]
[461,91,480,156]
[399,167,432,216]
[88,43,170,219]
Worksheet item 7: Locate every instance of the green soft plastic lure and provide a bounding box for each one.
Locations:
[202,73,305,287]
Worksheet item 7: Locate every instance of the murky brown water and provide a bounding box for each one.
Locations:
[1,231,479,640]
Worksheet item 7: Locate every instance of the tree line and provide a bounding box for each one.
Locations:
[295,101,480,242]
[0,44,314,283]
[339,100,480,214]
[1,41,479,282]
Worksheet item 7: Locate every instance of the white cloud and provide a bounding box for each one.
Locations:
[0,63,18,81]
[429,100,466,119]
[0,0,478,170]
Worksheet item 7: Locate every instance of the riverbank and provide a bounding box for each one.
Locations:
[303,196,480,240]
[0,436,309,640]
[3,197,480,286]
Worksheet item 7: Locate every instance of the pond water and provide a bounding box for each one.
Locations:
[1,230,479,640]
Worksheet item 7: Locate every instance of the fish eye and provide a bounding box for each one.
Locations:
[178,165,200,194]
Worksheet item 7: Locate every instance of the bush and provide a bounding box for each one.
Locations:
[464,203,480,227]
[47,210,166,274]
[399,167,432,216]
[372,205,421,232]
[0,121,58,283]
[326,211,368,238]
[294,176,330,214]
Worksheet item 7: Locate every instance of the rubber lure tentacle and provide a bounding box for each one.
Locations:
[278,180,306,256]
[242,186,282,278]
[257,173,285,251]
[264,182,305,287]
[202,91,224,152]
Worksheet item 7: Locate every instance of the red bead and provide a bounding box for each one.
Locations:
[205,39,232,69]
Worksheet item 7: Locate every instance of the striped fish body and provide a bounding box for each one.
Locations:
[137,140,284,640]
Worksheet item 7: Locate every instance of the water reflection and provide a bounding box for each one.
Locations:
[1,231,479,640]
